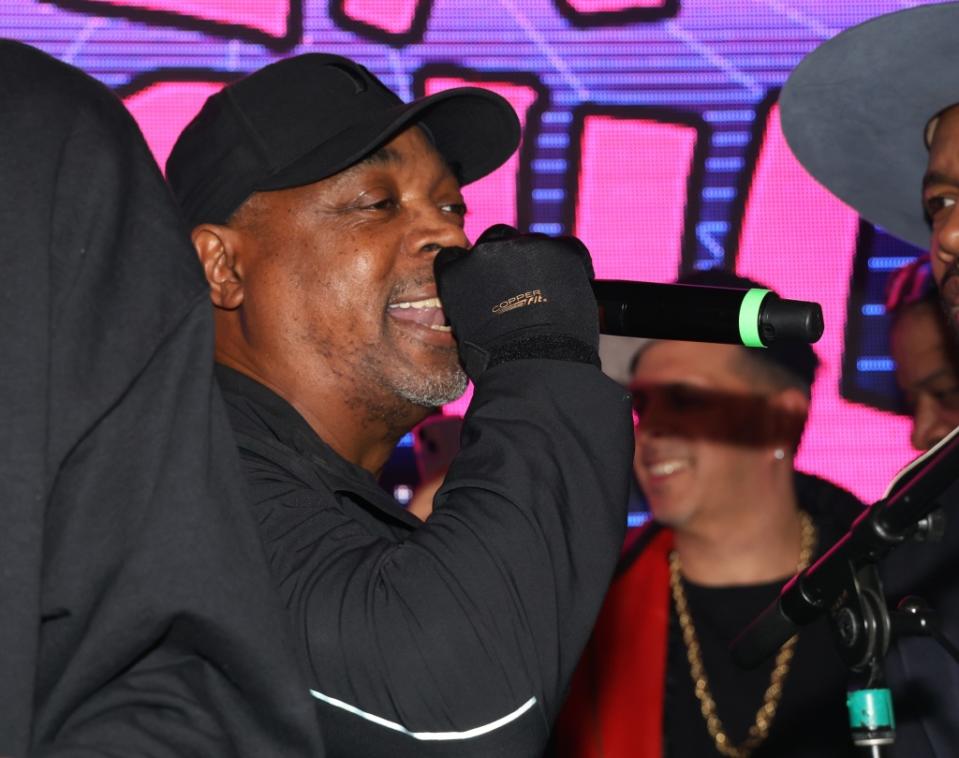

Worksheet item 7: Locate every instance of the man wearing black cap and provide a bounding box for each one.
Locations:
[165,54,633,757]
[553,271,863,757]
[781,5,959,755]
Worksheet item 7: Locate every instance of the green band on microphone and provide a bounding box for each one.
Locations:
[739,288,770,348]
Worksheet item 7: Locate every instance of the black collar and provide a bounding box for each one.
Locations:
[215,364,422,529]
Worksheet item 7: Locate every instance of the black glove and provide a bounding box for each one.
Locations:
[434,224,600,380]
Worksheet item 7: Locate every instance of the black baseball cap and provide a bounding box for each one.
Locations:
[166,53,522,227]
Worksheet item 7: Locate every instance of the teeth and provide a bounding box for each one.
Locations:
[389,297,443,310]
[430,324,452,332]
[648,460,687,477]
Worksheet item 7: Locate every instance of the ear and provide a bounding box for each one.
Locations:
[191,224,244,310]
[767,387,809,451]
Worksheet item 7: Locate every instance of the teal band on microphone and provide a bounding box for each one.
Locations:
[738,288,770,348]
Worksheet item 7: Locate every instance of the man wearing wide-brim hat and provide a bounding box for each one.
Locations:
[781,4,959,755]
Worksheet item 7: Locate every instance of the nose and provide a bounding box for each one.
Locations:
[408,205,469,259]
[911,393,953,450]
[935,201,959,263]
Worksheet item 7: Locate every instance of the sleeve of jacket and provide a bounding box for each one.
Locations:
[248,359,634,755]
[0,54,320,757]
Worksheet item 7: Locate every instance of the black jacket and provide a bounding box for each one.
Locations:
[0,40,320,758]
[216,359,634,757]
[882,487,959,757]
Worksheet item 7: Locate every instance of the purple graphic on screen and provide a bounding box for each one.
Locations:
[47,0,301,50]
[6,0,933,501]
[567,107,707,283]
[331,0,432,45]
[553,0,678,27]
[123,78,226,168]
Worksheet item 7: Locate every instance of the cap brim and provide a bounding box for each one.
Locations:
[780,2,959,250]
[257,86,521,193]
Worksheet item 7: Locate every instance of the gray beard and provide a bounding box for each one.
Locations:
[392,363,468,408]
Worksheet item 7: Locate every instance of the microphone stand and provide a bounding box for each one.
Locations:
[830,559,895,756]
[731,426,959,755]
[822,546,959,756]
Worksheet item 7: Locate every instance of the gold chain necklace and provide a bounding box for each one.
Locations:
[668,510,816,758]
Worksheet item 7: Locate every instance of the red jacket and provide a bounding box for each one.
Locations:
[552,524,673,758]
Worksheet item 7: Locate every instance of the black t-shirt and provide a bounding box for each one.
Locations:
[664,576,855,757]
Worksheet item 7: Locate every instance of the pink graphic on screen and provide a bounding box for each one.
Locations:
[79,0,290,37]
[48,0,917,503]
[341,0,421,34]
[736,104,914,503]
[575,115,699,283]
[565,0,666,10]
[125,81,224,170]
[424,77,538,243]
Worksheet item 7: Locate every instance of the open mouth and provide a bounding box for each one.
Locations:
[643,459,690,478]
[387,296,451,332]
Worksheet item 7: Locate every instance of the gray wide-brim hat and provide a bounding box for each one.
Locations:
[780,2,959,250]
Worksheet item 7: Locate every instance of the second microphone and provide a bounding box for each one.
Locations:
[592,280,824,347]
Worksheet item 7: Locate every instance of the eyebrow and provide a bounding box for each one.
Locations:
[922,170,959,191]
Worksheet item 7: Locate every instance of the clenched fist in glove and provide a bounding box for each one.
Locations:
[434,224,600,380]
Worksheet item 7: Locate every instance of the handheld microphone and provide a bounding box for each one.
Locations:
[592,281,824,347]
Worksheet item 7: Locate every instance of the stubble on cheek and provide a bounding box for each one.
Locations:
[334,313,467,425]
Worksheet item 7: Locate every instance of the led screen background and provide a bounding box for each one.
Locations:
[3,0,937,503]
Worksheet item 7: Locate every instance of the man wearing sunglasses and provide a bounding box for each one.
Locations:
[553,271,863,757]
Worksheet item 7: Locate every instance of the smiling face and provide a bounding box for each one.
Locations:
[630,341,806,532]
[924,105,959,336]
[890,299,959,450]
[224,126,470,423]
